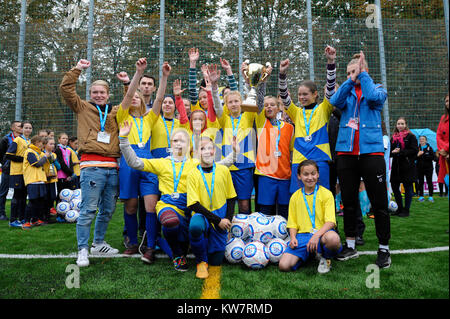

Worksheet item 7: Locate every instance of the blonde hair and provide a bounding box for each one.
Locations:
[224,91,242,105]
[347,53,369,70]
[131,90,147,117]
[89,80,110,95]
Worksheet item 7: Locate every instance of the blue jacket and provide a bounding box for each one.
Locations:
[330,72,387,154]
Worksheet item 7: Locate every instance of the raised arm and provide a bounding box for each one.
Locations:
[208,64,224,119]
[324,46,337,100]
[152,62,172,116]
[221,58,238,91]
[278,59,292,108]
[173,79,189,124]
[59,59,90,113]
[121,58,147,110]
[188,48,200,106]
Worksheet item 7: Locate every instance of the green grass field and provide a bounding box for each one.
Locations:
[0,196,448,300]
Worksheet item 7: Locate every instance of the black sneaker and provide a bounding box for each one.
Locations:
[173,256,188,271]
[335,244,359,261]
[375,248,391,268]
[356,236,365,246]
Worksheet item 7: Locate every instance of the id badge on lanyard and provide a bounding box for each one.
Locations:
[96,104,111,144]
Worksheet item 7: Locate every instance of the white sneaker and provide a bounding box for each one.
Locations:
[317,254,331,274]
[76,248,90,267]
[90,241,119,255]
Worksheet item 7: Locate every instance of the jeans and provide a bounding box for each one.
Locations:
[76,167,119,250]
[0,172,9,216]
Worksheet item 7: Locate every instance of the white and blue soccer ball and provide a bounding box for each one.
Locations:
[271,215,288,239]
[388,201,398,212]
[224,237,245,264]
[231,214,251,239]
[243,241,270,270]
[59,189,73,202]
[71,189,82,200]
[70,198,81,211]
[251,216,274,244]
[56,201,71,215]
[65,210,79,223]
[266,238,287,263]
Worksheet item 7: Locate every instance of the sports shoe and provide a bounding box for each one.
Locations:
[173,256,188,272]
[123,245,139,256]
[9,220,22,228]
[316,254,331,274]
[76,248,89,267]
[22,222,32,230]
[375,248,391,269]
[90,241,119,255]
[418,196,425,202]
[356,236,365,246]
[196,261,209,279]
[49,208,57,216]
[56,216,66,223]
[428,197,434,203]
[0,214,8,221]
[335,244,359,261]
[141,248,156,264]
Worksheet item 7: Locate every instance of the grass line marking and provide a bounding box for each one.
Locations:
[200,265,222,299]
[0,246,448,259]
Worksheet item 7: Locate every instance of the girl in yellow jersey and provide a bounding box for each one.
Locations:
[21,136,51,229]
[42,136,59,221]
[279,160,342,274]
[6,121,32,227]
[117,59,173,263]
[119,120,238,272]
[209,64,257,215]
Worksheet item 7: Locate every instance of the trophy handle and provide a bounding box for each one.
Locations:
[260,62,272,83]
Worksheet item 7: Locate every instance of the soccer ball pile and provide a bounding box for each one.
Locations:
[56,189,82,223]
[225,212,289,269]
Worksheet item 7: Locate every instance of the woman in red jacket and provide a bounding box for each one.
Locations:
[436,93,449,189]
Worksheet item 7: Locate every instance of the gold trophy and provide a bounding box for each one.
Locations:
[241,60,272,112]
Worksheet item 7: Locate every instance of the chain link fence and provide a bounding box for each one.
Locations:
[0,0,448,137]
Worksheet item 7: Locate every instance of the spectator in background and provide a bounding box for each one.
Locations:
[390,117,418,218]
[0,121,23,221]
[436,93,449,195]
[416,136,435,203]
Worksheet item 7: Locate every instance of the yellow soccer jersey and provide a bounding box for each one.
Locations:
[286,185,336,234]
[286,100,333,164]
[218,111,257,171]
[187,163,236,216]
[7,136,30,176]
[23,145,47,186]
[69,148,80,177]
[141,157,199,217]
[150,116,190,158]
[116,104,158,148]
[191,101,221,130]
[43,152,58,184]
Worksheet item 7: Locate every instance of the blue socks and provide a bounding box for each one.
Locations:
[124,211,138,245]
[146,212,157,249]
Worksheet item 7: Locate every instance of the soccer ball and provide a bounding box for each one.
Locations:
[59,189,73,202]
[65,210,79,223]
[231,214,251,239]
[224,237,245,263]
[71,189,82,200]
[56,201,71,215]
[266,238,287,263]
[271,215,288,239]
[70,199,81,211]
[388,201,398,212]
[243,241,270,269]
[251,216,274,244]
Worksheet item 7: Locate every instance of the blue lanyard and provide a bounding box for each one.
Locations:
[302,104,318,136]
[171,156,186,193]
[21,135,30,145]
[231,114,242,137]
[95,104,109,132]
[163,117,175,148]
[275,120,281,153]
[132,116,144,143]
[302,185,318,230]
[420,145,427,151]
[198,163,216,210]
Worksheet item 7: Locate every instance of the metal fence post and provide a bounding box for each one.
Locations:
[306,0,314,81]
[85,0,95,100]
[444,0,449,60]
[238,0,243,95]
[375,0,390,134]
[159,0,165,80]
[15,0,27,121]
